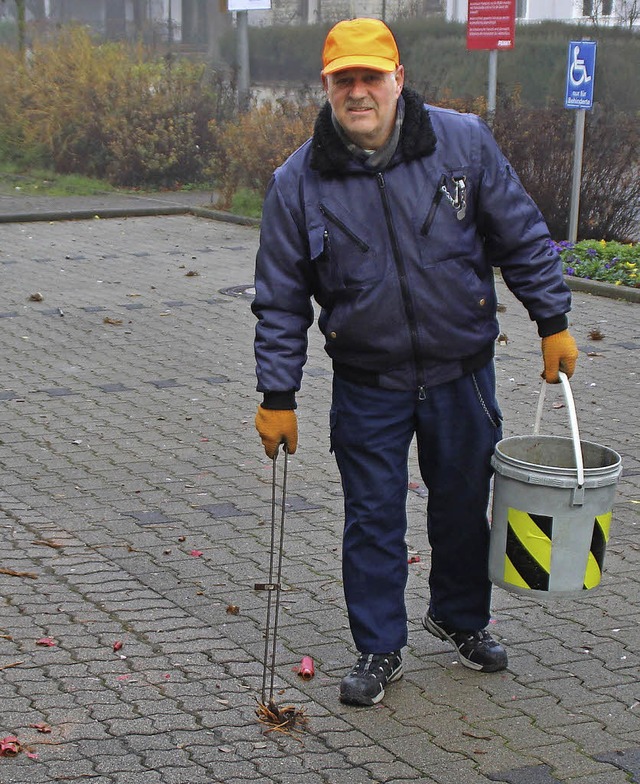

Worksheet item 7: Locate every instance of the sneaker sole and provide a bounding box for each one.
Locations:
[423,614,507,673]
[339,664,404,706]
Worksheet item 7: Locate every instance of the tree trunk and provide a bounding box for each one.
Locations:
[133,0,148,38]
[207,0,230,64]
[16,0,26,55]
[28,0,46,19]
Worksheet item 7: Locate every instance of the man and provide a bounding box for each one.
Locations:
[252,18,578,707]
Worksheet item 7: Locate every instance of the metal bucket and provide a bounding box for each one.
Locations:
[489,373,622,599]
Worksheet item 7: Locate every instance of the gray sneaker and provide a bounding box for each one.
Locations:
[423,613,508,672]
[339,651,403,706]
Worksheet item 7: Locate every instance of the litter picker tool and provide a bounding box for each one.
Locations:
[254,447,308,736]
[256,445,288,705]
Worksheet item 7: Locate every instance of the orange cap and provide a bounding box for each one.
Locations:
[321,18,400,76]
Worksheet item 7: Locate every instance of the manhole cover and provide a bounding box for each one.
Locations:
[219,284,255,300]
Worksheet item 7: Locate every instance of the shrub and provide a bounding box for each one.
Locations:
[0,27,236,187]
[493,99,640,243]
[212,97,320,208]
[101,59,227,187]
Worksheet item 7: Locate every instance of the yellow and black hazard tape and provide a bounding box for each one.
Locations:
[504,509,552,591]
[502,508,612,592]
[584,512,611,589]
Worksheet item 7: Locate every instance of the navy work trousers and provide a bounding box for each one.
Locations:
[330,363,503,654]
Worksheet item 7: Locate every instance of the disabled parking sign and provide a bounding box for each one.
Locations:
[565,41,597,109]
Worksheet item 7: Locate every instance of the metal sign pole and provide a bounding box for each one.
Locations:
[564,40,596,244]
[466,0,515,127]
[568,109,586,244]
[487,49,498,127]
[237,10,250,111]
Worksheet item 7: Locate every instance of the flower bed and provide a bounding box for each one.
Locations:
[550,239,639,289]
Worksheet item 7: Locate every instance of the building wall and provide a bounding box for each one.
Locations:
[445,0,632,24]
[250,0,441,26]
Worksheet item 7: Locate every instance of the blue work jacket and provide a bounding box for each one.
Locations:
[252,89,571,402]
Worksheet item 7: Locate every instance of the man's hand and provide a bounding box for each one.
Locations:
[541,329,579,383]
[255,405,298,458]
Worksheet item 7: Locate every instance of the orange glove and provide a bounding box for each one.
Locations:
[255,405,298,458]
[541,329,578,383]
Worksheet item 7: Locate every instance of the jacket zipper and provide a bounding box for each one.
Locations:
[377,172,427,400]
[319,203,369,252]
[421,174,447,236]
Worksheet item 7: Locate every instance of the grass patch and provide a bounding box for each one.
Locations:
[230,187,263,219]
[0,164,115,196]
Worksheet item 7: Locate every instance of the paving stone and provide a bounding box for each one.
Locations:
[594,747,640,781]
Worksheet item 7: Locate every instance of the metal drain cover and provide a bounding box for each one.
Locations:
[219,284,255,300]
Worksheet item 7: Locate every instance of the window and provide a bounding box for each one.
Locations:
[583,0,614,14]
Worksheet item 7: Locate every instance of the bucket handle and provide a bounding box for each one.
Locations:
[534,371,585,504]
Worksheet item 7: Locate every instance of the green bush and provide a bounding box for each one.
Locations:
[0,27,236,188]
[212,97,319,208]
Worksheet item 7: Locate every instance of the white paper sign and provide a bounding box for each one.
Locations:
[228,1,272,9]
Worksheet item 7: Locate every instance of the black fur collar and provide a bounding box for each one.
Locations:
[310,87,436,175]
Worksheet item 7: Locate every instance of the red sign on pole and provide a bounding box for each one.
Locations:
[466,0,516,50]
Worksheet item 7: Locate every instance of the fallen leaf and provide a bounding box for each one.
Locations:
[185,270,200,277]
[218,746,234,753]
[103,317,123,326]
[29,722,51,734]
[226,605,240,615]
[408,555,421,564]
[588,327,605,340]
[255,700,308,739]
[31,539,63,549]
[462,730,492,740]
[28,292,44,302]
[35,637,56,647]
[190,549,203,557]
[0,661,23,672]
[0,567,38,579]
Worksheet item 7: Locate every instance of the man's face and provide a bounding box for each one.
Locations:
[322,66,404,150]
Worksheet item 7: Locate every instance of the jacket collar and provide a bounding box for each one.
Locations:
[310,87,436,175]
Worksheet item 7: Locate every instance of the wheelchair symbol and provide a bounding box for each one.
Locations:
[570,45,592,87]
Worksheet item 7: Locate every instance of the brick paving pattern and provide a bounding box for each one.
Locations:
[0,197,638,783]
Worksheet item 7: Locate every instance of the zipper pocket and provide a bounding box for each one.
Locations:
[319,203,369,252]
[421,174,447,236]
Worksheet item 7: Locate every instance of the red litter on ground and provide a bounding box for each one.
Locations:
[0,736,21,756]
[408,555,421,564]
[297,656,315,680]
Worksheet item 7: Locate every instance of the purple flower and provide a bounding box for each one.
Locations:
[566,267,575,276]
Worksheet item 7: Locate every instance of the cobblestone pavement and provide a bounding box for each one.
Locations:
[0,203,638,784]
